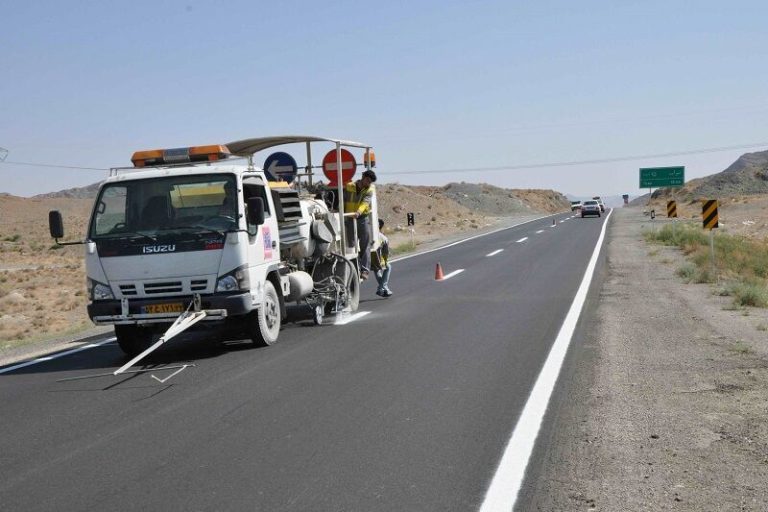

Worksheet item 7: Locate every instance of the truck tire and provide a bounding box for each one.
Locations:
[345,265,360,312]
[115,325,155,357]
[251,280,281,346]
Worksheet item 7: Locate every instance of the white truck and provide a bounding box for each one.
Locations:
[49,136,379,358]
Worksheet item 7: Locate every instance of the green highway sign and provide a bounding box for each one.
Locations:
[639,166,685,188]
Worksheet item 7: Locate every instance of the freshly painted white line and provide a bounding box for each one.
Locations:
[439,269,465,280]
[515,237,528,243]
[479,209,613,512]
[334,311,371,325]
[0,337,117,375]
[486,249,504,257]
[391,215,553,263]
[535,230,545,234]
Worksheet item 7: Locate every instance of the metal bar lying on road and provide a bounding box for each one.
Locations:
[56,364,195,383]
[114,309,207,376]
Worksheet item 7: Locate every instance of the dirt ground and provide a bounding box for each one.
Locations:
[527,207,768,511]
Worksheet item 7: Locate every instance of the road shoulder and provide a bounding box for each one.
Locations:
[523,208,768,511]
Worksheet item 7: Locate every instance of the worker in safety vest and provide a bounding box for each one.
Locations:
[371,218,392,297]
[344,169,377,280]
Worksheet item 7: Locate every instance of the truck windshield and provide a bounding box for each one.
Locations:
[90,174,238,239]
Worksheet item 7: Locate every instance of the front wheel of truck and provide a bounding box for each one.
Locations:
[115,325,155,357]
[250,280,281,346]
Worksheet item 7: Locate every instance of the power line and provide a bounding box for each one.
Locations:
[2,141,767,176]
[0,160,108,171]
[385,141,768,175]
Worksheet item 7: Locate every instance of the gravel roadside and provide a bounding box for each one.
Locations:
[524,207,768,511]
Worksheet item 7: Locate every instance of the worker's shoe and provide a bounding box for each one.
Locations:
[376,289,386,297]
[360,270,370,281]
[382,289,393,297]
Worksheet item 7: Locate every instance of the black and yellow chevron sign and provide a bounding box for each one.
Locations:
[667,200,677,218]
[701,199,718,230]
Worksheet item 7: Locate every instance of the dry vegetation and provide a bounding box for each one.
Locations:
[0,195,93,350]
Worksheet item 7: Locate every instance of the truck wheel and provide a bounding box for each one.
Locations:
[251,280,281,346]
[115,325,155,357]
[343,264,360,312]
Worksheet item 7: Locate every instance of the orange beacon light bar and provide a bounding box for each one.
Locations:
[131,145,231,168]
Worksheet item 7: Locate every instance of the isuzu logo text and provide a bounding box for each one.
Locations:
[142,244,176,254]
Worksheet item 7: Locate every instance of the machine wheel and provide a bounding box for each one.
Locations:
[114,324,155,357]
[251,280,281,346]
[313,305,324,325]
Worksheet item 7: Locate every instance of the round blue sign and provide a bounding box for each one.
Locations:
[263,152,298,183]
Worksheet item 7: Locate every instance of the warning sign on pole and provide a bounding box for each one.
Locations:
[667,200,677,218]
[702,200,718,230]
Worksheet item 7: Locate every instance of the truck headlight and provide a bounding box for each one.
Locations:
[216,275,239,292]
[216,267,250,292]
[87,278,114,300]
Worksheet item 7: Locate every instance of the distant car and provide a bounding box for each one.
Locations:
[592,196,605,212]
[570,200,582,211]
[581,200,601,217]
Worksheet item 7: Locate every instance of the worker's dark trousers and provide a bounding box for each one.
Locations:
[357,215,372,273]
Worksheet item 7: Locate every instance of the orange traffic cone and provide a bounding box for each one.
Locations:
[435,262,445,281]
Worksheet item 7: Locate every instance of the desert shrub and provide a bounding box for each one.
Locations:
[676,264,697,282]
[391,240,418,255]
[731,282,768,308]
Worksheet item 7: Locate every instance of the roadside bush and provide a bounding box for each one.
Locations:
[676,264,697,283]
[731,282,768,308]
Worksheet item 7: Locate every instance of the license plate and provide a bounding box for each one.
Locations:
[142,303,184,314]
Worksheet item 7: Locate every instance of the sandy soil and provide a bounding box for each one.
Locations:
[527,207,768,511]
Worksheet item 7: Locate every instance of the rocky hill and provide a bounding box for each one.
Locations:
[33,181,103,199]
[646,150,768,202]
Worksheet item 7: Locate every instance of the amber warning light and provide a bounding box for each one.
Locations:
[131,145,231,168]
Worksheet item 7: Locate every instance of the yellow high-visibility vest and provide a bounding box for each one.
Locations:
[343,181,375,216]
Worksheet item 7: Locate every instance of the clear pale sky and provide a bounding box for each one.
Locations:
[2,0,767,198]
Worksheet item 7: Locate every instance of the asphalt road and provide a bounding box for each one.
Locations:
[0,211,609,512]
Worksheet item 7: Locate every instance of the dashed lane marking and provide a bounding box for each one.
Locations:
[515,237,528,243]
[334,311,371,325]
[486,249,504,257]
[439,269,465,280]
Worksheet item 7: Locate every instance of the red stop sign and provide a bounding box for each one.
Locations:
[322,149,357,186]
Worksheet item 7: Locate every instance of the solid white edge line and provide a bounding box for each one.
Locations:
[0,337,117,375]
[515,237,528,243]
[439,269,465,280]
[486,249,504,257]
[334,311,371,325]
[479,209,613,512]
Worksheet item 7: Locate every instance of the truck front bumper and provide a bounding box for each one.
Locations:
[88,292,254,325]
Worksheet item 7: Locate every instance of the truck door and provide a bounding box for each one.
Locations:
[242,176,280,291]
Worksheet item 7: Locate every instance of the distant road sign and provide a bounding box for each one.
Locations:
[407,212,415,226]
[702,199,718,230]
[667,200,677,218]
[322,149,357,186]
[639,166,685,188]
[263,152,298,182]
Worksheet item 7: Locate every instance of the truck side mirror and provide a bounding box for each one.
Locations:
[247,197,265,226]
[49,210,64,239]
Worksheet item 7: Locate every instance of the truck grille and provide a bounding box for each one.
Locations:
[115,277,212,298]
[144,281,183,294]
